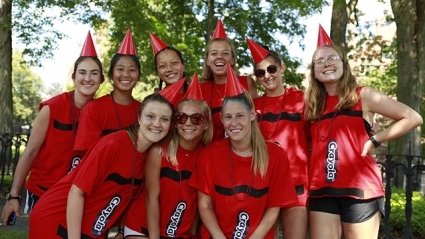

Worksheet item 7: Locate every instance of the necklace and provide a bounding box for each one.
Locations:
[317,111,338,141]
[70,92,79,137]
[227,142,255,201]
[110,93,123,128]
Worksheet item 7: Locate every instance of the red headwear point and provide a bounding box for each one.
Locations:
[317,24,334,48]
[246,38,270,63]
[118,28,137,55]
[159,78,185,107]
[184,72,203,100]
[212,19,227,40]
[80,31,97,57]
[149,33,169,55]
[225,65,246,97]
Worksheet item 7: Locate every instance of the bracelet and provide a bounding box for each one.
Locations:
[369,136,381,147]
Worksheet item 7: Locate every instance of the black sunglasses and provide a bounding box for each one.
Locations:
[175,112,205,125]
[254,65,278,78]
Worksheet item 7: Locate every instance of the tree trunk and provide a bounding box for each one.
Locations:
[0,0,13,133]
[330,0,348,51]
[205,0,215,42]
[391,0,423,186]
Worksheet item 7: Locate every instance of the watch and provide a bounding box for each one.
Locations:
[6,193,22,204]
[369,136,382,148]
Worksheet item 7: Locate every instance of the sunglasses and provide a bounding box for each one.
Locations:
[254,65,278,78]
[175,112,205,125]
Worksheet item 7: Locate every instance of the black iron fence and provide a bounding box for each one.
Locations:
[0,132,424,238]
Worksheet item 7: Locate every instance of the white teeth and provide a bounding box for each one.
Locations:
[150,129,161,133]
[323,70,335,74]
[216,63,224,67]
[230,129,241,133]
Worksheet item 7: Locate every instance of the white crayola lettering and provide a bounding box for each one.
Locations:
[92,197,121,235]
[233,212,249,239]
[326,141,338,182]
[166,202,187,237]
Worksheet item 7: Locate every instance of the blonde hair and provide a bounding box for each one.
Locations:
[166,99,213,166]
[304,45,359,121]
[222,92,268,178]
[201,38,237,81]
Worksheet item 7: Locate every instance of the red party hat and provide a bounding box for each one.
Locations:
[149,33,169,55]
[225,65,246,97]
[246,38,269,63]
[80,31,97,57]
[184,72,203,100]
[117,28,137,55]
[159,77,185,106]
[211,19,227,39]
[317,24,334,47]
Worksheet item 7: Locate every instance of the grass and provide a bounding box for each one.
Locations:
[0,229,27,239]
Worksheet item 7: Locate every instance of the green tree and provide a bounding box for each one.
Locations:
[12,51,43,130]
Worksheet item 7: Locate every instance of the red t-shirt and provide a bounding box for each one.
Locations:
[74,94,141,151]
[254,88,309,205]
[26,92,80,197]
[200,76,249,142]
[309,87,384,199]
[190,139,297,239]
[29,131,144,239]
[125,144,201,238]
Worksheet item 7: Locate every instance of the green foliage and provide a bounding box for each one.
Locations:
[12,51,43,127]
[389,188,425,237]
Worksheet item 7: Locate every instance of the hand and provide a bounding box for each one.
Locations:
[361,138,376,160]
[1,199,21,226]
[113,232,124,239]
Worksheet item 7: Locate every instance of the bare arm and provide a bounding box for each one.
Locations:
[247,75,258,99]
[360,87,423,156]
[145,145,162,239]
[1,106,50,224]
[250,207,280,239]
[198,191,226,239]
[67,184,85,239]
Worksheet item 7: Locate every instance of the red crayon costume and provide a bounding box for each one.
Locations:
[254,88,309,205]
[125,144,201,237]
[190,139,297,238]
[200,76,249,141]
[73,94,140,151]
[26,92,80,197]
[309,88,384,199]
[29,130,144,239]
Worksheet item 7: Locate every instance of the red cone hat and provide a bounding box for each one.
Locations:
[184,72,203,100]
[80,31,97,57]
[212,19,227,39]
[225,65,246,97]
[117,28,137,55]
[317,24,333,47]
[246,38,269,63]
[149,33,169,55]
[159,77,185,106]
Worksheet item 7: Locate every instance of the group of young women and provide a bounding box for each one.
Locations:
[1,20,422,239]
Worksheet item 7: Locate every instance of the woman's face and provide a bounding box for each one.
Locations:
[255,56,285,92]
[175,101,207,143]
[156,49,185,85]
[206,40,235,77]
[74,58,102,97]
[313,47,343,85]
[138,101,173,144]
[112,56,139,92]
[221,100,255,143]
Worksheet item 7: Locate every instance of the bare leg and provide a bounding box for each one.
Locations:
[280,206,308,239]
[342,212,380,239]
[309,210,342,239]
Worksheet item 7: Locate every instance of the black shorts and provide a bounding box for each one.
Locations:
[308,196,384,223]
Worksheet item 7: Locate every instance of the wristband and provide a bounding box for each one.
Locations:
[369,136,381,147]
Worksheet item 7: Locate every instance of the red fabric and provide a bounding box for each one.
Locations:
[26,92,79,197]
[73,94,140,151]
[29,131,144,239]
[125,144,201,238]
[190,139,297,238]
[254,88,309,205]
[309,87,384,199]
[200,76,249,141]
